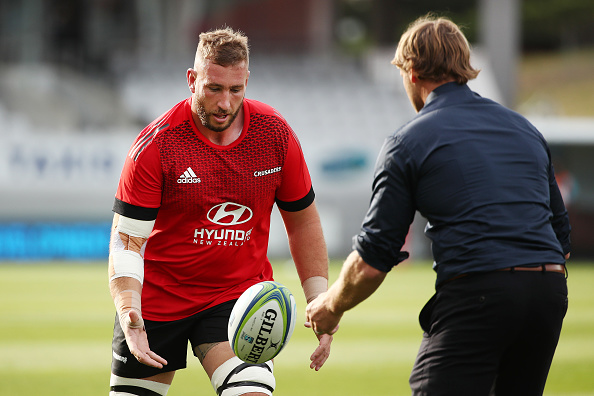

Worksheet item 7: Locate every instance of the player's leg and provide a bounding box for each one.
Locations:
[110,314,193,395]
[200,342,275,396]
[190,300,275,396]
[109,372,174,396]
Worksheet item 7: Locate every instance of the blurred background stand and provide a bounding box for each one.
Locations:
[0,0,593,261]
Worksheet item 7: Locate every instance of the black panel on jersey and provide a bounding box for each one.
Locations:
[276,186,315,212]
[113,198,159,221]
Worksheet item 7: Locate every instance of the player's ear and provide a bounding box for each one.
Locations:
[187,68,197,93]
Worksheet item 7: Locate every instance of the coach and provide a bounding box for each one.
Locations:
[306,14,571,396]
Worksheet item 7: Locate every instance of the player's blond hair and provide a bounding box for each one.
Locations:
[194,27,250,69]
[392,14,479,84]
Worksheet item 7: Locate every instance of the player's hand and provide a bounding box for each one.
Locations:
[308,332,333,371]
[121,309,168,369]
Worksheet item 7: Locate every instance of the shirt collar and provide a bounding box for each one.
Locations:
[422,82,471,112]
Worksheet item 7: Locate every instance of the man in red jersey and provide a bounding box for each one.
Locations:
[108,27,332,396]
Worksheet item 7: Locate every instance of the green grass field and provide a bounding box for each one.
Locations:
[1,260,593,396]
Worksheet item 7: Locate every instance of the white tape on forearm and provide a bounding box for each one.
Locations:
[302,276,328,303]
[116,216,155,238]
[110,250,144,284]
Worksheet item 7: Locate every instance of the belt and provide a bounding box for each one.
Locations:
[442,264,566,286]
[497,264,565,274]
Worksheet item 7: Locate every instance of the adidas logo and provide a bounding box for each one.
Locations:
[177,167,201,184]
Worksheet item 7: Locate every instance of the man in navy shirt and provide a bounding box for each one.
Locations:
[306,15,570,396]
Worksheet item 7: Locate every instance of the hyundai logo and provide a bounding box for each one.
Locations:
[207,202,253,226]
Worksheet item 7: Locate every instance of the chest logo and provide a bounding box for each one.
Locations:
[207,202,253,226]
[178,167,201,184]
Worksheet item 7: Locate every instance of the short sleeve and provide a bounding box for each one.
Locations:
[114,139,163,219]
[275,129,314,212]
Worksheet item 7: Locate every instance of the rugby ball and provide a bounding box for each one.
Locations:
[228,281,296,364]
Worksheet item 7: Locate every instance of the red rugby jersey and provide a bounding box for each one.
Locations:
[114,98,314,321]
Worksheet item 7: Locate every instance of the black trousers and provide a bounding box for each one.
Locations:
[409,270,568,396]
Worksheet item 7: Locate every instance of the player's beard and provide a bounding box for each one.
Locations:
[196,98,242,132]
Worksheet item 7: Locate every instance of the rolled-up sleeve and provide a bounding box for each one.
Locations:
[353,136,416,272]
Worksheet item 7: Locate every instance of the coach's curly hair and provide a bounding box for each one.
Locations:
[392,14,480,84]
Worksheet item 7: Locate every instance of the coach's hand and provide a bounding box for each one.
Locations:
[122,310,168,369]
[305,292,342,371]
[305,292,342,336]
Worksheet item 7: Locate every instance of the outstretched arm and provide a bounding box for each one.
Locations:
[108,213,167,369]
[279,202,332,371]
[305,250,387,336]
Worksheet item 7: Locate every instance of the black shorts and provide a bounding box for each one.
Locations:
[111,299,237,378]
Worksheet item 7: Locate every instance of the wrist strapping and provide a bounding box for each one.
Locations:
[114,289,144,330]
[302,276,328,303]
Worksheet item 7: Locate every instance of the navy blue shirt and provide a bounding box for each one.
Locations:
[354,82,571,286]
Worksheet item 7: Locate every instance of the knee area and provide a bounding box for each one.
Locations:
[211,356,275,396]
[110,373,170,396]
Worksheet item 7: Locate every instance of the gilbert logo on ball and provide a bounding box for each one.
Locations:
[228,281,296,364]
